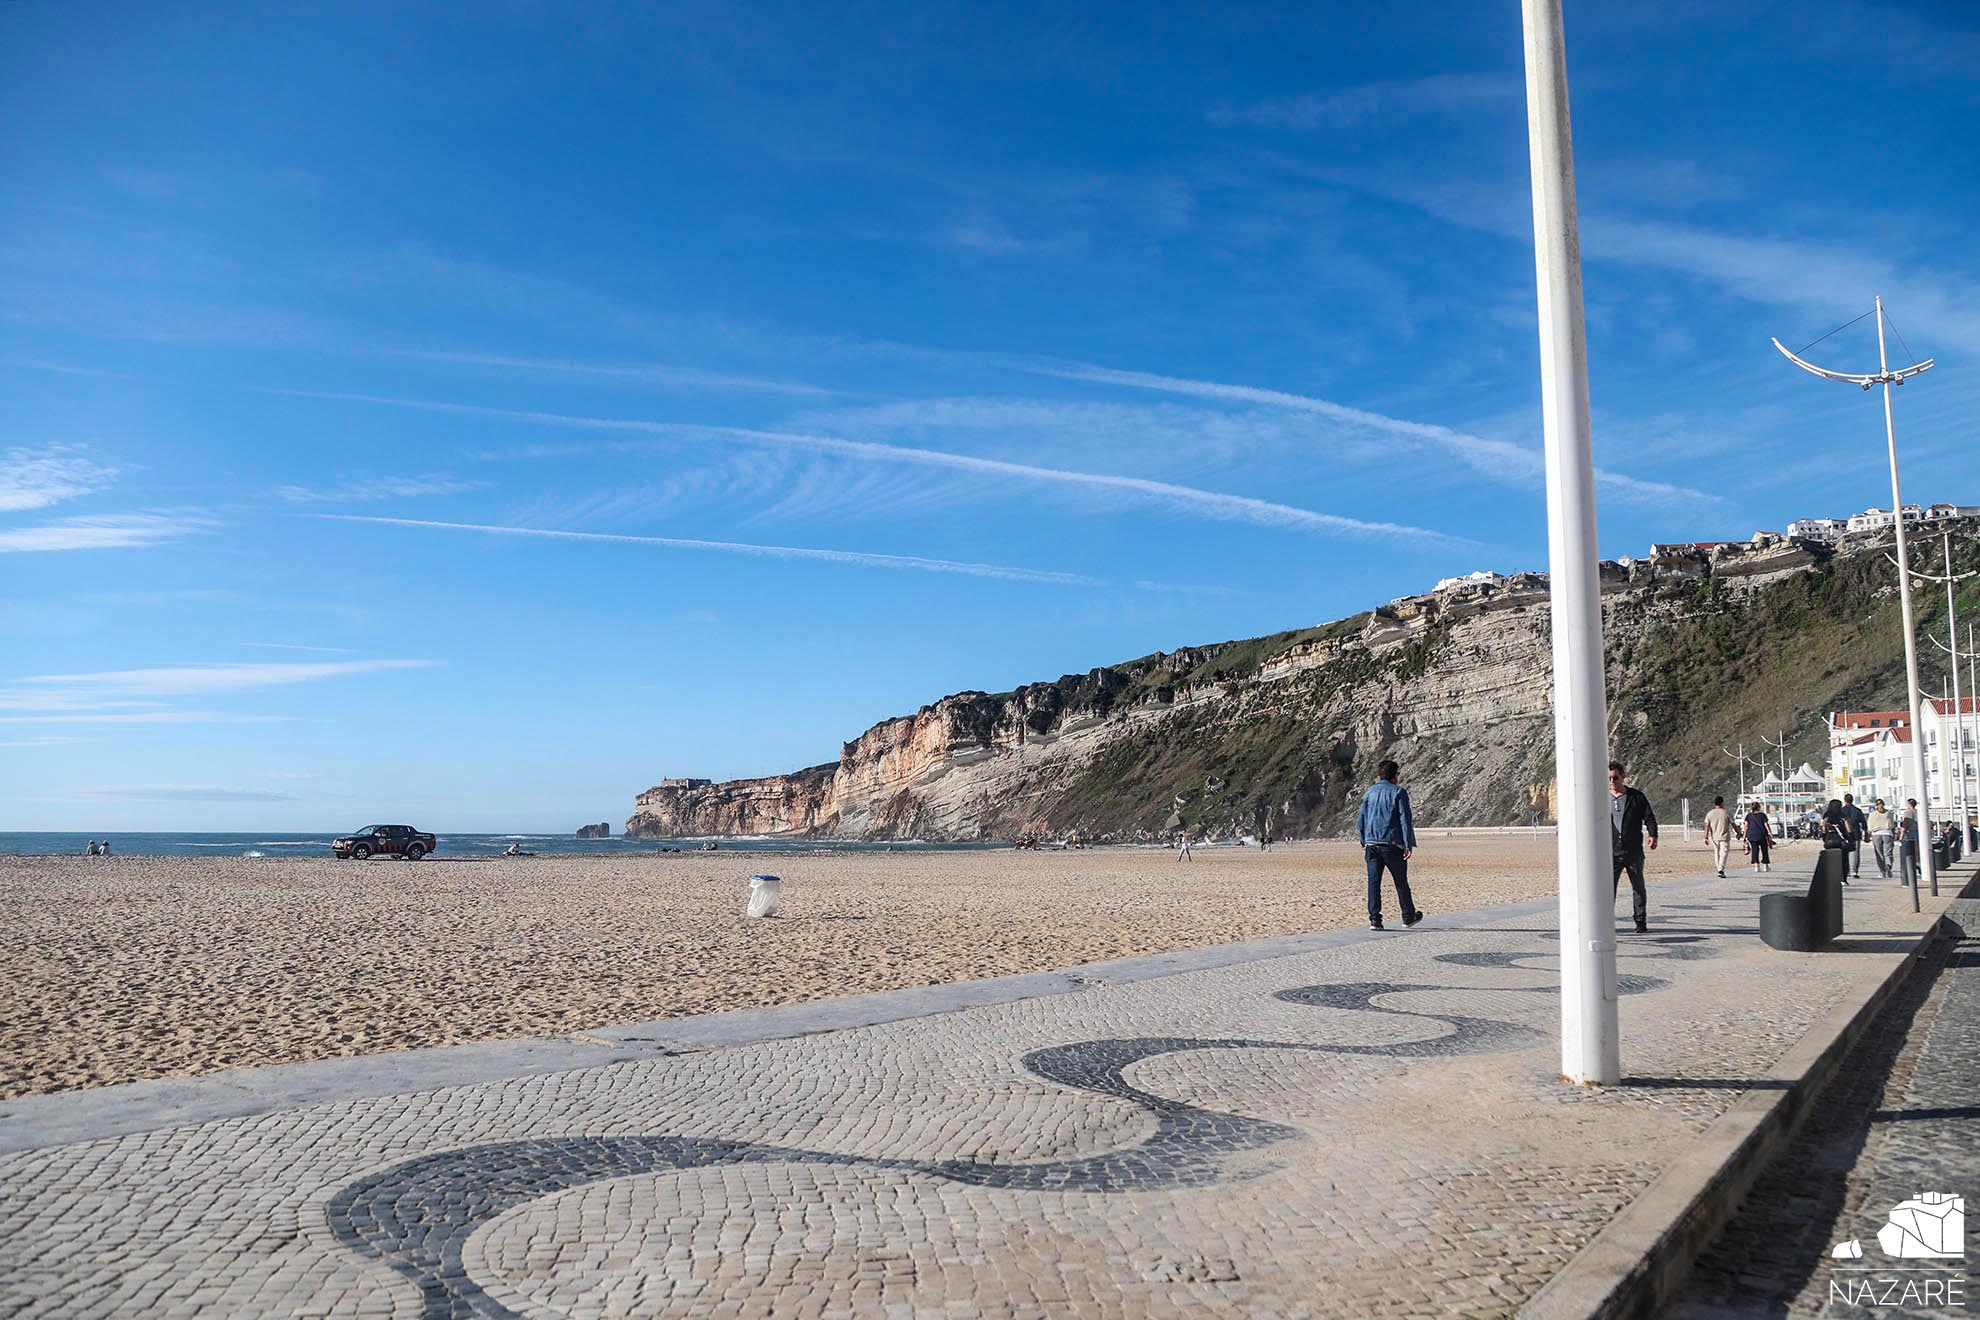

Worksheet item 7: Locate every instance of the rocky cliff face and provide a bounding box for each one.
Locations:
[625,525,1974,841]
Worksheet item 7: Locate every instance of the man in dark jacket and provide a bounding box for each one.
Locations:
[1608,761,1658,934]
[1841,793,1867,879]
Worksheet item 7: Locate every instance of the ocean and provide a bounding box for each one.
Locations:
[0,832,1005,858]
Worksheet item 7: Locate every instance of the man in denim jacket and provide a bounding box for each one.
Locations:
[1356,759,1425,931]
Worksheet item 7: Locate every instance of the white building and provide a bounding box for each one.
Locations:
[1845,505,1925,534]
[1925,503,1980,522]
[1829,700,1979,824]
[1787,517,1846,541]
[1433,570,1506,593]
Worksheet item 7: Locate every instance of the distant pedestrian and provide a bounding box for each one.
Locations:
[1608,762,1658,933]
[1175,832,1193,862]
[98,839,110,856]
[1898,799,1921,887]
[1819,800,1854,883]
[1703,795,1734,877]
[84,839,99,857]
[1744,801,1774,872]
[1867,799,1895,878]
[1356,759,1424,932]
[1841,793,1866,879]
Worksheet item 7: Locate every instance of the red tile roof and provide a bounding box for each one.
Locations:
[1833,711,1910,729]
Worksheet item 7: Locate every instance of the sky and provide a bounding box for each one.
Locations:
[3,1,1977,832]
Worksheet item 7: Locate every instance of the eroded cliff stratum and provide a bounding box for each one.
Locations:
[627,526,1973,841]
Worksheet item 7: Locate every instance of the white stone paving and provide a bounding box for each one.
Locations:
[0,870,1935,1319]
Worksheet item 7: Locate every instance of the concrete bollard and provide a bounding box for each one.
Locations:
[746,874,782,919]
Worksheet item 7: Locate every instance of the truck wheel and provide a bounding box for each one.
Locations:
[352,844,372,860]
[406,843,426,860]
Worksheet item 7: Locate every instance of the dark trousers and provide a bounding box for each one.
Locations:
[1612,850,1647,925]
[1365,844,1416,922]
[1749,836,1771,866]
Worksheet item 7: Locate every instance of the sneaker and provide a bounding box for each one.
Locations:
[1717,869,1725,878]
[1404,910,1426,927]
[1369,918,1384,931]
[1635,919,1648,934]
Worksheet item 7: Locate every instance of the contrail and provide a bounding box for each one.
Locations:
[259,387,1459,542]
[1031,363,1720,504]
[315,514,1105,586]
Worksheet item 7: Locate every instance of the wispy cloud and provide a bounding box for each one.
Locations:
[1299,164,1980,353]
[1031,363,1720,505]
[241,642,357,654]
[1211,73,1520,131]
[15,659,441,696]
[103,168,185,201]
[0,711,298,726]
[0,512,213,553]
[0,358,138,380]
[261,388,1459,541]
[385,349,835,397]
[315,514,1104,586]
[71,784,298,803]
[0,445,120,512]
[0,735,99,748]
[270,474,489,504]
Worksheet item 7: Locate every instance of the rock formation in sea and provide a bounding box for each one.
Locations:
[625,524,1970,842]
[574,822,610,839]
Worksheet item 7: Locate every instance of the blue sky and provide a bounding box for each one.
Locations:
[4,1,1977,831]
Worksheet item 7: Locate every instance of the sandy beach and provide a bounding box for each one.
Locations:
[0,834,1753,1099]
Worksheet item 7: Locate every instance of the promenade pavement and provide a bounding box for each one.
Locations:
[1679,884,1980,1318]
[0,858,1954,1319]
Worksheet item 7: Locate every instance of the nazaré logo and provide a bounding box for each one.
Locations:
[1830,1192,1966,1311]
[1832,1192,1965,1260]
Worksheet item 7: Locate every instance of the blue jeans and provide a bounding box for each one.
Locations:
[1365,844,1417,923]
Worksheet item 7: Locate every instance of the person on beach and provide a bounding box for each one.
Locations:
[1357,760,1424,932]
[1842,793,1866,878]
[1867,799,1895,878]
[84,839,98,856]
[1608,761,1658,933]
[1704,795,1733,878]
[1819,800,1854,883]
[1744,801,1774,872]
[1175,831,1193,861]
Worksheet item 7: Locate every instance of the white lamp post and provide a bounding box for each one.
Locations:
[1773,298,1936,910]
[1521,0,1618,1085]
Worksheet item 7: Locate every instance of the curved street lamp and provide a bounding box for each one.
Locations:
[1773,298,1936,909]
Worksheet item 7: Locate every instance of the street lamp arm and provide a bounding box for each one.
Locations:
[1883,552,1975,584]
[1771,337,1934,388]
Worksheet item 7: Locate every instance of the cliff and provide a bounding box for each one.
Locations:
[625,522,1980,841]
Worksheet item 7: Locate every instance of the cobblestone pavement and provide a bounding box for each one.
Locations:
[1677,892,1980,1320]
[0,871,1943,1319]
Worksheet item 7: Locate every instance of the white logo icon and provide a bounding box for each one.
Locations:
[1832,1192,1965,1261]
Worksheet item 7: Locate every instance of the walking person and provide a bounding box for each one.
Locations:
[1898,799,1921,888]
[1703,795,1734,878]
[1608,762,1658,933]
[1745,800,1774,873]
[1356,759,1424,932]
[1175,831,1193,862]
[1867,798,1895,878]
[1841,793,1866,879]
[1819,799,1854,883]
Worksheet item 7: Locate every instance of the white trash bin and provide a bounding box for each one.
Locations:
[746,874,782,919]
